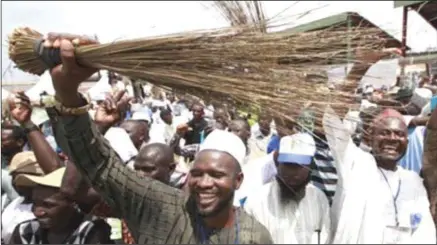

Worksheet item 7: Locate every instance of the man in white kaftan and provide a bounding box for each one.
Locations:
[323,107,436,244]
[244,133,331,244]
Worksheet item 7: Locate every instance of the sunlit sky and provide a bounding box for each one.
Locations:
[2,1,436,83]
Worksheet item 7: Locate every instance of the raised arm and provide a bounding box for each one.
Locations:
[46,34,183,239]
[334,48,402,119]
[422,107,437,225]
[322,106,358,178]
[8,92,62,173]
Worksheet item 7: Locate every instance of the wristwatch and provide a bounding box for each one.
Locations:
[21,121,39,134]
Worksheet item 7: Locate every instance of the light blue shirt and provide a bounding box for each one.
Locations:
[398,126,426,174]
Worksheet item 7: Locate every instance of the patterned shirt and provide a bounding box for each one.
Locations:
[91,201,135,244]
[13,217,110,244]
[56,112,273,244]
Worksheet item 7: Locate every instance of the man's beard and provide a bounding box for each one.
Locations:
[275,176,310,203]
[196,192,235,218]
[260,128,270,136]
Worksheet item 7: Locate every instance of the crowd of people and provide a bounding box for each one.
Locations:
[1,34,437,244]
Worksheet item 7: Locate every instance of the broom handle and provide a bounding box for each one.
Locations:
[33,39,62,69]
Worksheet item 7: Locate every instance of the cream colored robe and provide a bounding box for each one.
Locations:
[244,181,331,244]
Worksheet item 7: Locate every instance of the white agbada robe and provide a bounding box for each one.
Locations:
[234,153,276,207]
[323,107,436,244]
[244,181,331,244]
[149,122,176,145]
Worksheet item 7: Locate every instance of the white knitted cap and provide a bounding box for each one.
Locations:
[198,129,246,167]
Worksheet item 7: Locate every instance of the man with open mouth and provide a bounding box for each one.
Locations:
[244,132,331,244]
[43,34,273,243]
[324,107,436,244]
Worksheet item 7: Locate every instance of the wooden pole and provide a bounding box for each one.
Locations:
[399,6,409,87]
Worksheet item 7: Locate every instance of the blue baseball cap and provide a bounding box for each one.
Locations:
[277,133,316,165]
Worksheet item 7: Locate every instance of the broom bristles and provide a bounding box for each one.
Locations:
[8,20,390,133]
[213,1,267,33]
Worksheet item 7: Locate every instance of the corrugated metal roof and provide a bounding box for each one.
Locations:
[394,0,426,8]
[283,12,353,35]
[282,11,408,49]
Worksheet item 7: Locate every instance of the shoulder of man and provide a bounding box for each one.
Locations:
[12,219,40,243]
[237,208,274,244]
[306,183,330,207]
[82,217,113,244]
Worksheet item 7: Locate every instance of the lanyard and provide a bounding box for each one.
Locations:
[197,212,239,244]
[379,168,402,226]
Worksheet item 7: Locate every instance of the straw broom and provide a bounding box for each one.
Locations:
[213,0,267,33]
[209,2,396,134]
[154,1,269,107]
[8,22,386,132]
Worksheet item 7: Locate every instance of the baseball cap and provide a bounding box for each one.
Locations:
[14,167,66,188]
[277,133,316,165]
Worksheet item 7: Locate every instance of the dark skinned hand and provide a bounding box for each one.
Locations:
[7,91,32,125]
[94,90,132,128]
[46,33,99,107]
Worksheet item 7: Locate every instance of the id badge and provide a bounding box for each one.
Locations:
[106,218,122,240]
[382,225,411,244]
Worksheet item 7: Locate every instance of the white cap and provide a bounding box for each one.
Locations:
[364,86,374,95]
[104,127,138,163]
[131,111,151,122]
[90,92,107,102]
[130,103,143,112]
[198,129,246,167]
[360,99,377,111]
[277,133,316,165]
[152,100,166,108]
[411,88,432,109]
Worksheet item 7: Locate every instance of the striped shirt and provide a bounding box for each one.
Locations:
[14,217,108,244]
[310,138,338,204]
[56,112,273,244]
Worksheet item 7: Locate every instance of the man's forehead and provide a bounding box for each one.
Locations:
[196,150,234,163]
[33,185,61,198]
[374,117,407,130]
